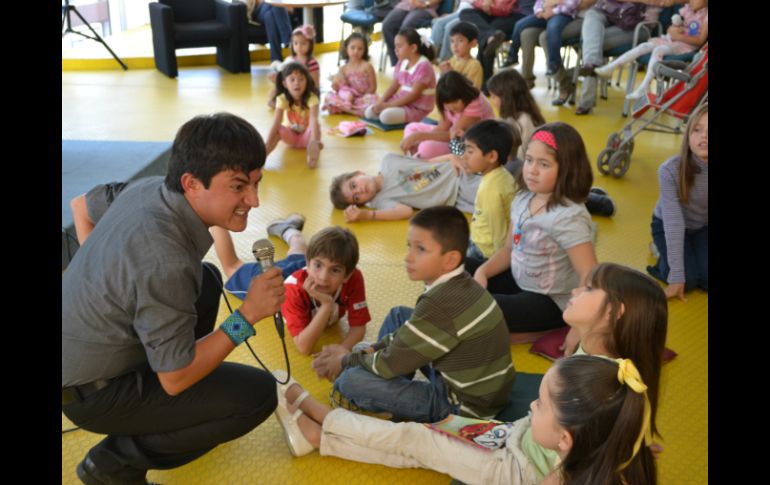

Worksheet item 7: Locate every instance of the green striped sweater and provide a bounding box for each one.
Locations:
[345,271,515,419]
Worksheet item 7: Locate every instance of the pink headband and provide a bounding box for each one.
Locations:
[531,130,557,151]
[293,24,315,40]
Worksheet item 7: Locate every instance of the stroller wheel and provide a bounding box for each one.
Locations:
[621,129,634,155]
[597,148,614,175]
[609,150,631,178]
[606,133,621,150]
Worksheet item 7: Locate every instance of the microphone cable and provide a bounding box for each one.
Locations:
[205,262,292,385]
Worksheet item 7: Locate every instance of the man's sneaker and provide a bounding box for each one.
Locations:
[590,186,608,197]
[267,213,305,239]
[585,192,616,217]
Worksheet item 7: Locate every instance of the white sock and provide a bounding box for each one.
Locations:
[282,227,301,245]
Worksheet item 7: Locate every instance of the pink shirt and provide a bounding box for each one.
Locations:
[471,0,518,17]
[445,94,495,129]
[391,56,437,121]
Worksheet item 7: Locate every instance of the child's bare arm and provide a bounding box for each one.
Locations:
[450,114,481,139]
[475,231,514,287]
[293,277,336,355]
[210,226,244,279]
[365,63,377,94]
[670,18,708,47]
[339,325,366,350]
[384,80,429,108]
[343,203,413,223]
[308,105,322,142]
[565,241,598,286]
[265,108,284,154]
[70,194,94,245]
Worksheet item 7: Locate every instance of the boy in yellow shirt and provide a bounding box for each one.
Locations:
[439,21,484,90]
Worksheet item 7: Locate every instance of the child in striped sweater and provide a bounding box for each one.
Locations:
[312,206,515,423]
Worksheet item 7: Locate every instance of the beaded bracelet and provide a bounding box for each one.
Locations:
[220,310,256,346]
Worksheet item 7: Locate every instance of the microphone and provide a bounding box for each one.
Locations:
[251,238,285,339]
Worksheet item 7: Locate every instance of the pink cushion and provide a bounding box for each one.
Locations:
[529,327,678,362]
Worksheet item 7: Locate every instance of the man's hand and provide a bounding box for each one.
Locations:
[312,344,350,381]
[303,275,335,306]
[239,266,285,324]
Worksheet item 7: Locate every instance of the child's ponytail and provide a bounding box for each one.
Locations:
[551,356,657,485]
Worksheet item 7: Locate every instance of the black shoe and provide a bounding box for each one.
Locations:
[590,186,608,196]
[578,63,598,77]
[484,31,506,58]
[77,455,159,485]
[575,106,592,115]
[77,457,108,485]
[500,54,518,68]
[585,192,615,217]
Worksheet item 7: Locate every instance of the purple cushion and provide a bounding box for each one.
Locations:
[530,327,678,362]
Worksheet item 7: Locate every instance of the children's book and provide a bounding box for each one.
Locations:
[425,415,513,452]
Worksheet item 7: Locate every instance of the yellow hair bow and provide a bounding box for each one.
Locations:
[615,359,653,471]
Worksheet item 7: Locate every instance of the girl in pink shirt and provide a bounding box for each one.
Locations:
[364,28,437,126]
[402,71,495,159]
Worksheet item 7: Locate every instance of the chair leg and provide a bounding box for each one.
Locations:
[338,22,346,66]
[622,61,639,116]
[379,37,387,72]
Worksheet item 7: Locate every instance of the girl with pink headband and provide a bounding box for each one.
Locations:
[469,121,598,344]
[267,24,320,109]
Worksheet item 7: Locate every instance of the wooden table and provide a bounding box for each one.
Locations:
[266,0,348,28]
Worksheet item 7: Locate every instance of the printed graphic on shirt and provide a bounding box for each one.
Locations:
[353,301,368,310]
[396,165,443,194]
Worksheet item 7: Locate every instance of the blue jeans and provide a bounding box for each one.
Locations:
[647,215,708,292]
[430,11,461,61]
[333,306,460,422]
[509,14,572,73]
[253,3,293,62]
[224,254,306,300]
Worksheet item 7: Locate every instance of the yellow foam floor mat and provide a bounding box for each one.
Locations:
[62,45,707,484]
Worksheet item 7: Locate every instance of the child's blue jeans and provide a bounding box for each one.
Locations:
[224,254,306,300]
[333,306,460,422]
[647,215,708,292]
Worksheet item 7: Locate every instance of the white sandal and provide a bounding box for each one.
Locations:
[273,371,315,457]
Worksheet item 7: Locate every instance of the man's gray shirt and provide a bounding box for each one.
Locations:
[62,177,213,387]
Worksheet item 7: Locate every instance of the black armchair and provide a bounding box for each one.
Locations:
[243,22,269,71]
[149,0,249,78]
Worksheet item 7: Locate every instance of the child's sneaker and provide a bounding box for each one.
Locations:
[267,213,305,239]
[585,192,616,217]
[594,64,613,79]
[590,186,608,197]
[626,86,647,101]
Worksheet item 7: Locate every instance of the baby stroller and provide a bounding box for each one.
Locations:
[596,42,708,178]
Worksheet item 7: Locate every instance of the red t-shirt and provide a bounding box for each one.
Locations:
[281,268,370,337]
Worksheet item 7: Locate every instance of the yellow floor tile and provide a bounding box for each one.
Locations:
[62,45,707,484]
